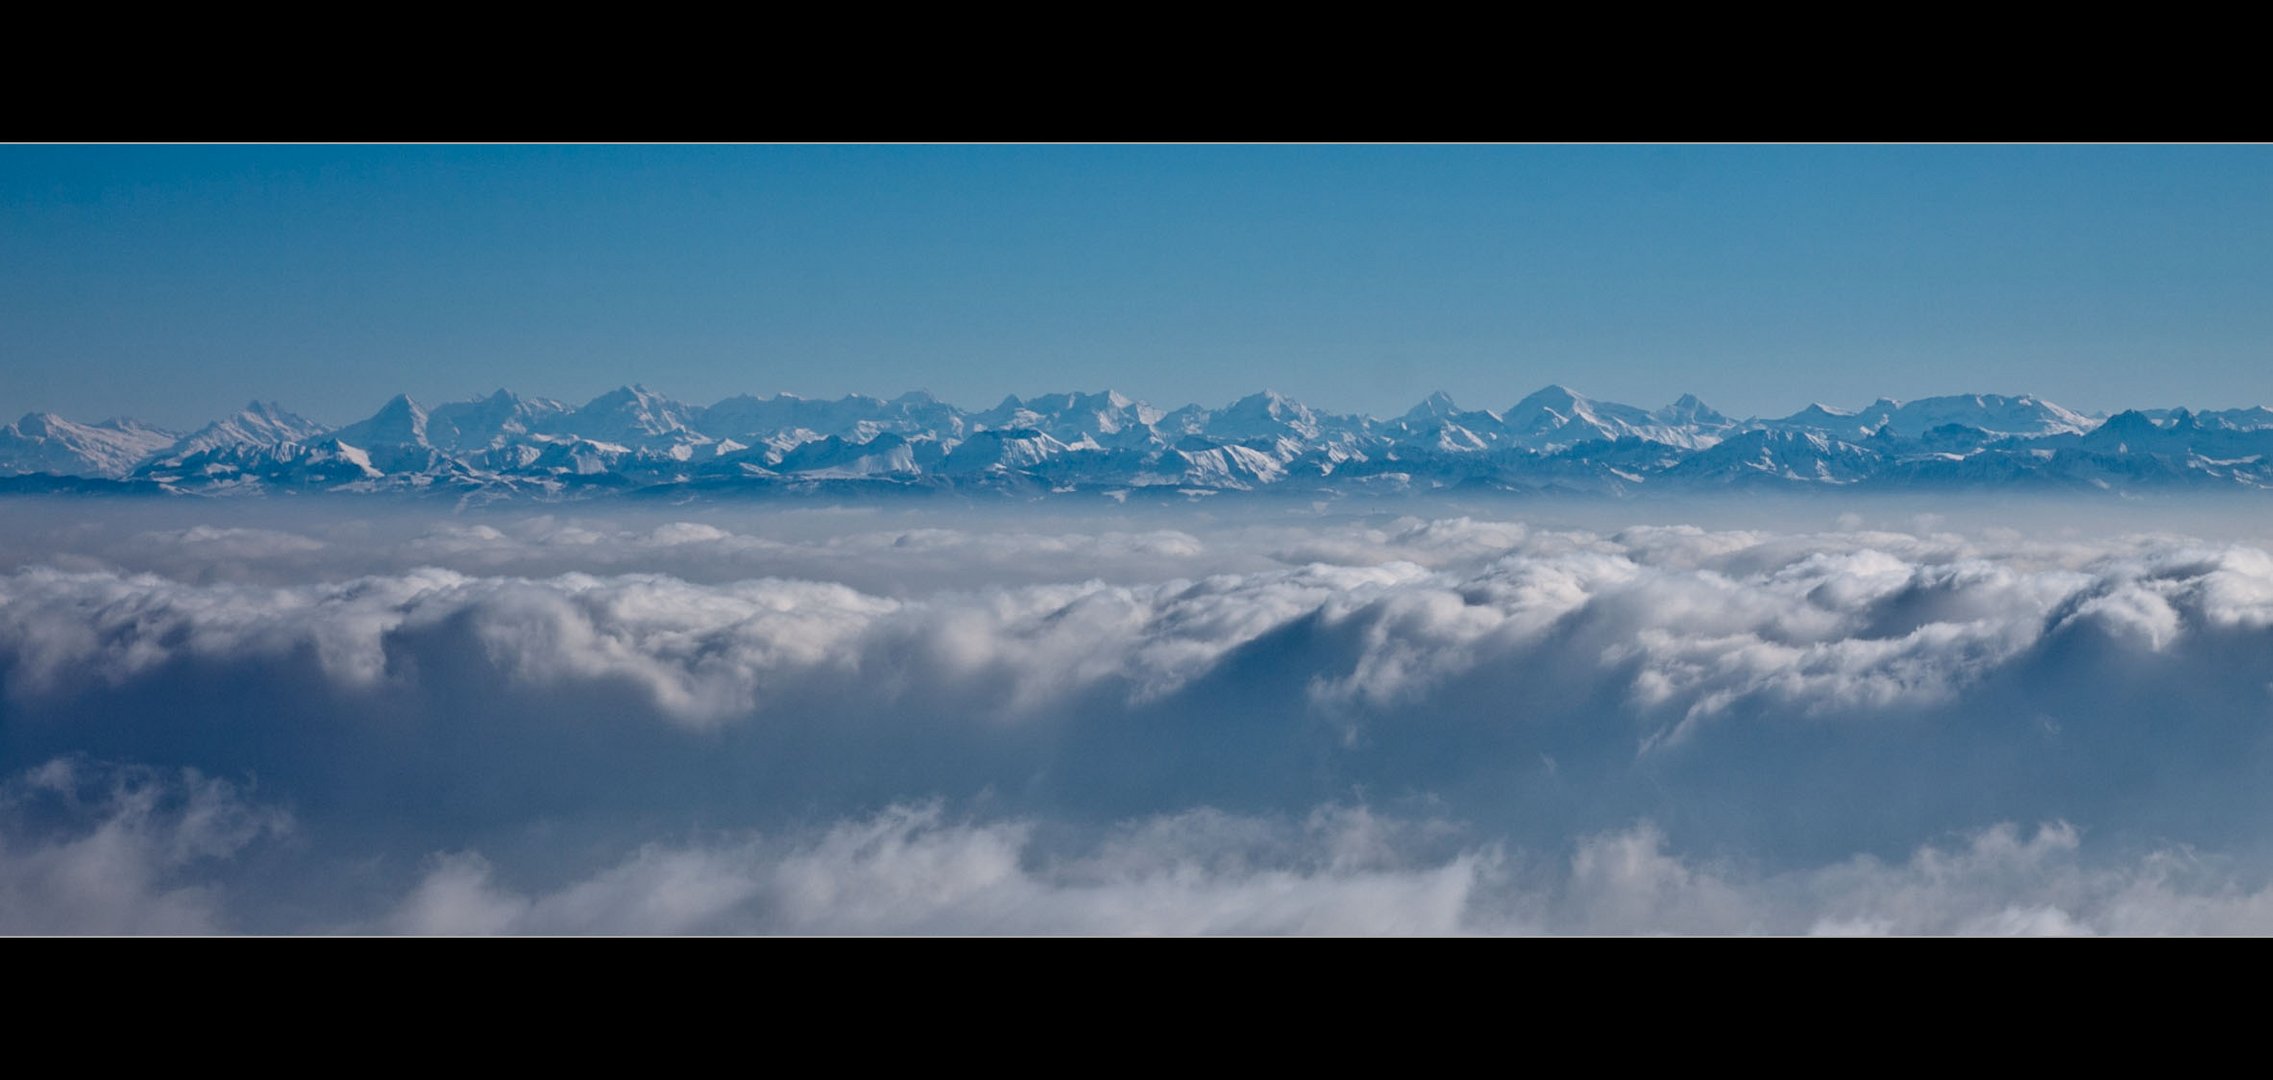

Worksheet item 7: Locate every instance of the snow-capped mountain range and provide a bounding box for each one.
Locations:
[6,384,2272,499]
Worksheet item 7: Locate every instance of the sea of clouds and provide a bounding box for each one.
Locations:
[6,498,2273,933]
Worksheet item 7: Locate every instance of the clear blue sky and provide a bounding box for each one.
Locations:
[6,144,2273,428]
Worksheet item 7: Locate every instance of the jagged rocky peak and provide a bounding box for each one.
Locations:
[163,401,328,456]
[1020,389,1131,410]
[1214,390,1322,440]
[583,383,671,411]
[18,383,2273,498]
[1779,402,1861,423]
[559,384,701,442]
[17,411,160,438]
[232,400,324,435]
[470,387,566,416]
[334,393,430,447]
[1656,393,1728,425]
[981,390,1155,439]
[0,410,180,478]
[1221,389,1313,421]
[2098,409,2161,432]
[459,388,539,410]
[422,388,572,451]
[1503,384,1610,430]
[1508,383,1584,413]
[1404,391,1463,421]
[1500,385,1664,441]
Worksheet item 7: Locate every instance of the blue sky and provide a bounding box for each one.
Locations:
[6,144,2273,429]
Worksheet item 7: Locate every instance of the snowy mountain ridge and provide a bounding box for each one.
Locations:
[8,384,2273,499]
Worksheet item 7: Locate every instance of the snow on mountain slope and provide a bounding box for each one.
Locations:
[770,432,929,478]
[546,385,709,450]
[1501,386,1724,450]
[521,436,642,477]
[12,383,2273,498]
[332,394,431,449]
[973,391,1164,449]
[1759,402,1882,441]
[0,413,176,477]
[137,438,384,488]
[1382,392,1504,452]
[2072,409,2273,462]
[1766,394,2096,444]
[1654,393,1730,428]
[1149,435,1289,489]
[700,391,967,445]
[1663,429,1883,485]
[2204,406,2273,430]
[1207,390,1334,443]
[426,390,572,450]
[153,401,329,462]
[1880,394,2096,438]
[938,429,1075,475]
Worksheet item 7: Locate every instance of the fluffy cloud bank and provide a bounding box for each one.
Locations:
[5,514,2269,739]
[8,507,2273,932]
[381,803,1486,935]
[11,759,2273,934]
[0,759,289,933]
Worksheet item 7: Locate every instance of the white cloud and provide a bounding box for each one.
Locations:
[4,515,2273,744]
[0,759,291,934]
[379,801,1498,935]
[6,756,2273,935]
[369,808,2273,936]
[7,508,2273,932]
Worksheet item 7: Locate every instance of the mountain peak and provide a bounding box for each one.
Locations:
[25,383,2273,497]
[1509,384,1590,414]
[1508,383,1589,415]
[1213,390,1319,439]
[559,384,699,445]
[585,384,674,408]
[1656,393,1728,426]
[2097,409,2160,433]
[584,384,663,407]
[1226,389,1303,413]
[1405,390,1461,421]
[334,393,430,447]
[243,400,309,423]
